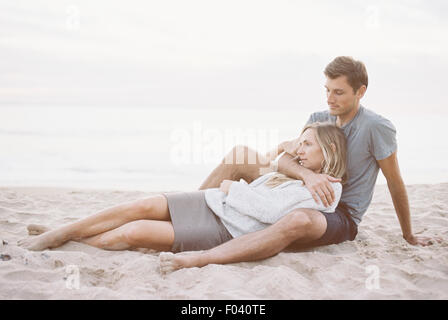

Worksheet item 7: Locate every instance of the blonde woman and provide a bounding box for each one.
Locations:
[203,122,347,242]
[18,122,348,268]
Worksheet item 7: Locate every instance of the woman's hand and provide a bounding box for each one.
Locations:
[219,180,235,195]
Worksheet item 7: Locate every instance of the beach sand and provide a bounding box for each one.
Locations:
[0,184,447,300]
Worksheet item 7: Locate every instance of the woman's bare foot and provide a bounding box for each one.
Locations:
[18,229,68,251]
[27,224,50,235]
[159,252,206,274]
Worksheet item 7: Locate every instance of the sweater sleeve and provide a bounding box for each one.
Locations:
[225,180,343,224]
[225,180,284,224]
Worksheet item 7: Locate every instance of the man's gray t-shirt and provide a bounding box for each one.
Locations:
[306,105,397,225]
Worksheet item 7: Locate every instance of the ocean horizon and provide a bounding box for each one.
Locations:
[1,105,447,192]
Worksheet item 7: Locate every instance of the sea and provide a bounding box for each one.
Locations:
[1,105,447,192]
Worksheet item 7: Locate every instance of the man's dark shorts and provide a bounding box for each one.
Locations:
[305,205,358,248]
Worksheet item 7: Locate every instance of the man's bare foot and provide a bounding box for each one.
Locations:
[27,224,50,235]
[159,252,205,275]
[159,252,186,274]
[17,230,67,251]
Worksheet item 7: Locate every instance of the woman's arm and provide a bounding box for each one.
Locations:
[224,180,341,224]
[224,180,293,224]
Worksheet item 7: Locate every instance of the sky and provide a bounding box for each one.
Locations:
[0,0,448,189]
[1,0,448,115]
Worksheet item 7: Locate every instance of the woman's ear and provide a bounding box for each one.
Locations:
[330,143,336,153]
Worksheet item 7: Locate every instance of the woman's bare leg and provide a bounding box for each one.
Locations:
[80,219,175,251]
[18,195,170,251]
[199,145,269,190]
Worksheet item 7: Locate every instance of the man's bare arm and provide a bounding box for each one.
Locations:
[378,152,439,246]
[260,141,293,175]
[277,152,308,179]
[277,152,340,207]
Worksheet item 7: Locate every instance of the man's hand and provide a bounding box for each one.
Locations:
[377,153,444,248]
[277,151,341,207]
[282,138,341,207]
[404,234,443,247]
[302,171,341,207]
[219,180,234,195]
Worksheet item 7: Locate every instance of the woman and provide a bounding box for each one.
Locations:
[18,122,347,266]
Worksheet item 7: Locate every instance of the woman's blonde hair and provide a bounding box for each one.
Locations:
[265,122,347,188]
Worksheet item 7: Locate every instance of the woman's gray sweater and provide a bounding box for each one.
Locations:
[204,172,342,238]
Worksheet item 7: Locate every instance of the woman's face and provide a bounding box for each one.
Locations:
[296,128,325,173]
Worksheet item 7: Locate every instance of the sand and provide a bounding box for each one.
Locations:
[0,184,447,300]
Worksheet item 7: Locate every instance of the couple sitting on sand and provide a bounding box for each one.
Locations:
[19,56,438,274]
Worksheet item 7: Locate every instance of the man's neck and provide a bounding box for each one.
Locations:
[336,103,360,127]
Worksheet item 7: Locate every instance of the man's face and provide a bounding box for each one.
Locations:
[325,75,364,118]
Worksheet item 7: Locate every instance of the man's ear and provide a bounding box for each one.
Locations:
[356,85,367,99]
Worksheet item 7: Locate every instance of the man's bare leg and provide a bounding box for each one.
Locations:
[199,145,269,190]
[18,195,170,251]
[159,209,327,274]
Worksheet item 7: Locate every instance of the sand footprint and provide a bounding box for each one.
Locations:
[27,224,50,235]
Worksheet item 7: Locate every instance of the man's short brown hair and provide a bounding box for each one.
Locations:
[324,56,368,93]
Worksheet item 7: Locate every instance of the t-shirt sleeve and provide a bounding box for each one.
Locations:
[306,113,315,125]
[306,110,331,126]
[370,118,397,160]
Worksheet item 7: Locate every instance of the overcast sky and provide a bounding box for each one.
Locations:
[1,0,447,113]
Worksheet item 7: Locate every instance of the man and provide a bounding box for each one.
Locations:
[160,56,438,273]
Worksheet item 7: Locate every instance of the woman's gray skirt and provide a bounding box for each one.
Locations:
[162,190,233,252]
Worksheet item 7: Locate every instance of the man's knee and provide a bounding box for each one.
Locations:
[282,210,313,239]
[281,209,326,242]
